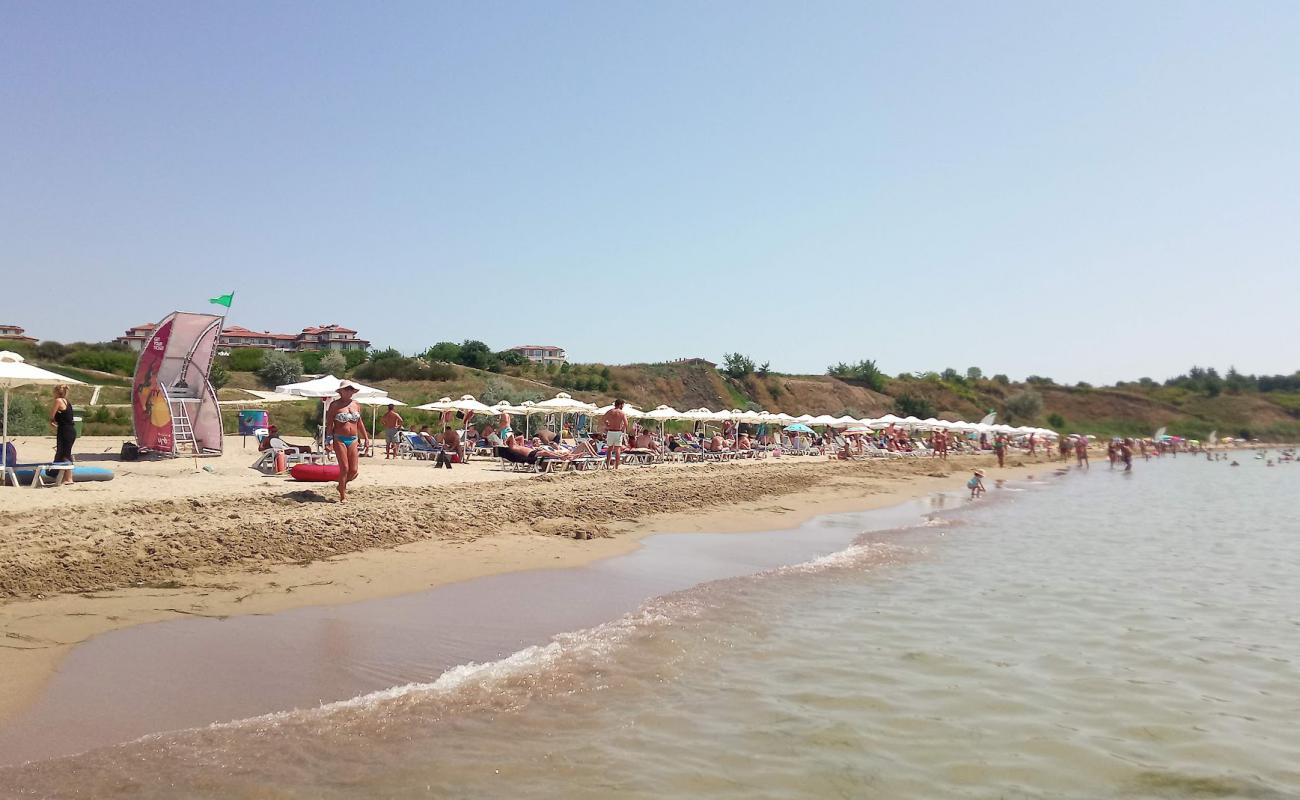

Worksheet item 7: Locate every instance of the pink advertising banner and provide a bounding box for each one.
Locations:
[132,317,175,452]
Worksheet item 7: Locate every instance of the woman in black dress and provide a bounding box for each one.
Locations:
[49,383,76,486]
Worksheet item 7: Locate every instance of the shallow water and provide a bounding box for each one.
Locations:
[4,454,1299,798]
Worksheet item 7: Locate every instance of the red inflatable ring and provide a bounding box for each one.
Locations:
[290,463,342,482]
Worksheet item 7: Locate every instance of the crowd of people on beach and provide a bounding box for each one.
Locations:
[17,381,1289,506]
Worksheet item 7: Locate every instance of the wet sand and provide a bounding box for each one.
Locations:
[1,436,1055,730]
[0,494,963,765]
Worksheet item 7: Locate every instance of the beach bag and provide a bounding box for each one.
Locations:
[3,441,15,466]
[120,441,140,461]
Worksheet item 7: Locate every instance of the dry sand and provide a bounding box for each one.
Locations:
[0,434,1060,722]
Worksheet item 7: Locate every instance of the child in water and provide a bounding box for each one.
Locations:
[967,469,986,499]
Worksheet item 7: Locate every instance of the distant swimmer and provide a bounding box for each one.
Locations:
[967,469,986,499]
[1120,439,1134,472]
[1075,436,1089,469]
[1231,460,1240,467]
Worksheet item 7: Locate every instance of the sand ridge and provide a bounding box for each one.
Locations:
[1,455,1001,599]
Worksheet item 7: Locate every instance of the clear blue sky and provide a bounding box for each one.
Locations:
[3,1,1297,384]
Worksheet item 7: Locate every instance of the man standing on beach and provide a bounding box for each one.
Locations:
[381,404,404,459]
[603,399,628,469]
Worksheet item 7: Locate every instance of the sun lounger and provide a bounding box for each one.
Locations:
[401,432,437,461]
[249,437,313,475]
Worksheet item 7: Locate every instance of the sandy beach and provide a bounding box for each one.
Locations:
[0,434,1056,724]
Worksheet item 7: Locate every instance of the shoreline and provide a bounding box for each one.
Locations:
[0,449,1056,725]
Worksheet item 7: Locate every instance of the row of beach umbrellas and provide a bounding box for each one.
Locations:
[261,382,1061,443]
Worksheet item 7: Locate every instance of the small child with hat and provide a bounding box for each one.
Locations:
[967,469,986,498]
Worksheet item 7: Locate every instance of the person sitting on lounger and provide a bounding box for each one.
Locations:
[737,433,751,450]
[634,429,655,450]
[418,426,438,447]
[707,433,725,452]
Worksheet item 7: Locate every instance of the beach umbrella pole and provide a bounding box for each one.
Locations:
[2,389,8,473]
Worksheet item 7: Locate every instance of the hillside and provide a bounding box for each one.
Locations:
[5,356,1298,442]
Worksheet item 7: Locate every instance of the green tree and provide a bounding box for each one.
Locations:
[425,342,462,363]
[258,350,303,388]
[1046,412,1066,429]
[893,393,935,419]
[721,352,756,378]
[1003,389,1044,424]
[941,367,964,384]
[992,374,1010,385]
[320,351,347,375]
[298,350,322,373]
[344,348,368,369]
[496,349,528,367]
[456,340,496,370]
[966,366,984,382]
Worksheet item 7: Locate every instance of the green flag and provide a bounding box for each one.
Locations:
[209,292,234,308]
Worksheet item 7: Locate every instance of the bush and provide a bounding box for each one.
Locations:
[827,359,887,392]
[64,348,137,375]
[992,374,1010,385]
[298,351,322,373]
[1004,390,1044,424]
[1046,412,1066,429]
[1,395,49,436]
[258,351,303,388]
[353,357,454,382]
[35,341,69,361]
[227,348,265,372]
[966,366,984,382]
[208,361,230,389]
[893,393,935,419]
[369,347,403,362]
[320,351,347,375]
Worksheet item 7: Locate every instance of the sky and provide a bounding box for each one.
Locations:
[2,1,1297,385]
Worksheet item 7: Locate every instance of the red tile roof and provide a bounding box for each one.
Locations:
[301,324,357,335]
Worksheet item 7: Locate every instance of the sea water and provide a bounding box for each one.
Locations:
[3,454,1298,798]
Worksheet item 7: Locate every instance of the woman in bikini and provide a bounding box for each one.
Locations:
[325,382,369,502]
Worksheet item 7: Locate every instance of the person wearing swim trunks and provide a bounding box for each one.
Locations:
[602,398,628,469]
[325,382,369,503]
[380,404,404,459]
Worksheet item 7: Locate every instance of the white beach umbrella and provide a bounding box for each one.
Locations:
[0,351,86,472]
[772,413,796,423]
[794,414,815,424]
[276,375,387,449]
[644,404,684,421]
[594,402,645,417]
[532,392,598,438]
[874,413,903,426]
[355,394,407,438]
[275,375,386,399]
[833,415,858,427]
[414,396,453,411]
[809,414,838,426]
[642,404,684,440]
[489,400,527,415]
